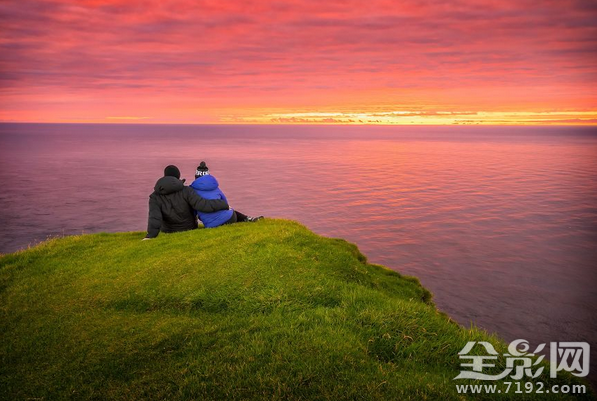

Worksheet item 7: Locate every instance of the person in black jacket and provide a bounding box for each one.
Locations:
[144,165,229,239]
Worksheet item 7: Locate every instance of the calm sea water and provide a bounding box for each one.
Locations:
[1,123,596,382]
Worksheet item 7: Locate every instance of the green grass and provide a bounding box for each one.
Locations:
[0,219,593,400]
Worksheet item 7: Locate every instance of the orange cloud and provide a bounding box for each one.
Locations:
[1,0,596,124]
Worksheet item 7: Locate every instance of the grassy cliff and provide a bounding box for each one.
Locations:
[0,219,592,400]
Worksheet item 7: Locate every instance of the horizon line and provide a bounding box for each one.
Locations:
[1,121,597,127]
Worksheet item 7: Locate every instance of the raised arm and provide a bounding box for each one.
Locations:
[145,193,163,239]
[183,187,229,213]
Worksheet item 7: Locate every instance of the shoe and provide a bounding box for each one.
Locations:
[247,216,264,222]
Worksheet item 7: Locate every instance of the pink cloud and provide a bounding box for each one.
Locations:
[0,0,596,122]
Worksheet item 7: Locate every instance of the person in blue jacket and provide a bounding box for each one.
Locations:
[190,161,263,228]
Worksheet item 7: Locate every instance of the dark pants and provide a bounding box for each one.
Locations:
[224,210,249,225]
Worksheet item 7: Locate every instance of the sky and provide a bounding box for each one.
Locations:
[1,0,596,125]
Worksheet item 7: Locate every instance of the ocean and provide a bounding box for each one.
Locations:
[1,123,596,382]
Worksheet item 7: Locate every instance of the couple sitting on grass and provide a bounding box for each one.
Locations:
[144,162,263,240]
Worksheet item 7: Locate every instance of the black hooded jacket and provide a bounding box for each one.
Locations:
[146,176,229,238]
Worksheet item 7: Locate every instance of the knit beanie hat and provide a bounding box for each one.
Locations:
[164,165,181,179]
[195,161,210,178]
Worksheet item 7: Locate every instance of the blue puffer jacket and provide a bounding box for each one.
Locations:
[189,175,234,228]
